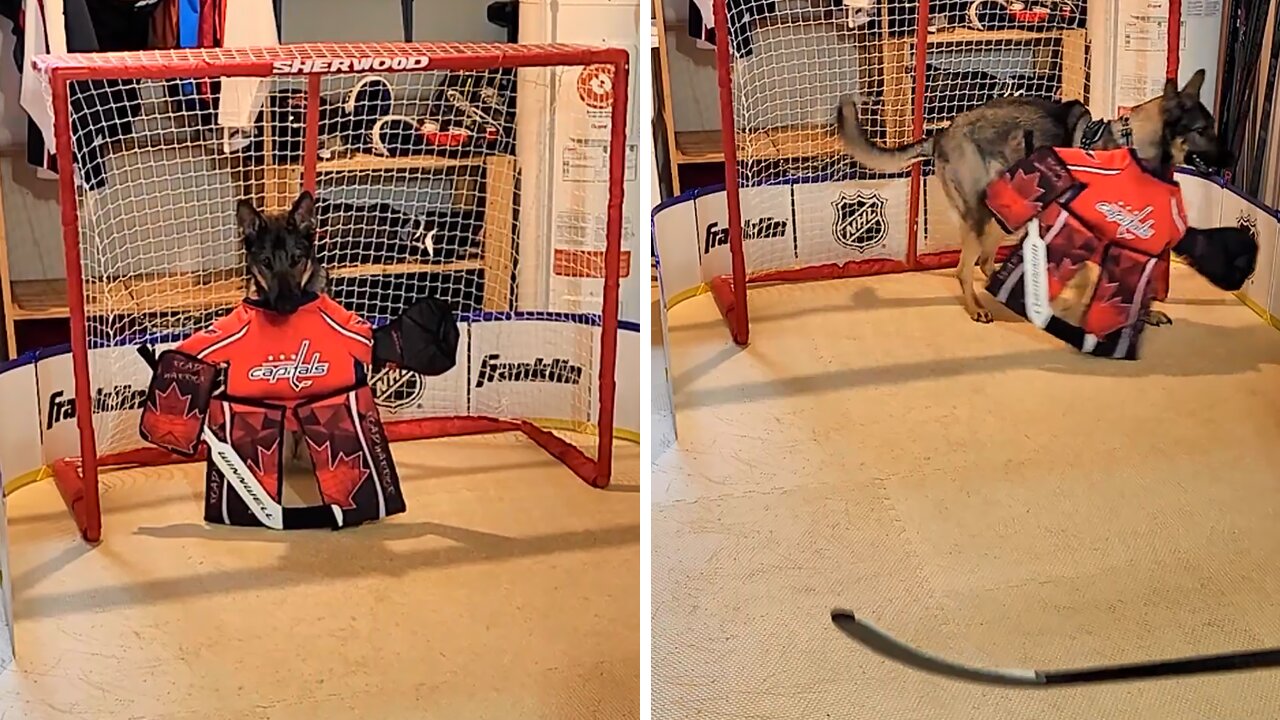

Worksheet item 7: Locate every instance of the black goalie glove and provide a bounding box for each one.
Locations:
[372,296,460,377]
[1173,226,1258,292]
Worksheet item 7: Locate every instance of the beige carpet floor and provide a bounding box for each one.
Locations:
[0,433,639,720]
[652,265,1280,718]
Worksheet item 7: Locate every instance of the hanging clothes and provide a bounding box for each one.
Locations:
[14,0,162,187]
[687,0,775,58]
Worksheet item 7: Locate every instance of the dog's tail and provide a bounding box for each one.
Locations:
[836,97,933,172]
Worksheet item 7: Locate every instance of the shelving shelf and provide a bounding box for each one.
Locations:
[1,142,518,358]
[7,257,486,322]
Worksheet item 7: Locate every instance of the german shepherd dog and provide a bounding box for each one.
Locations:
[234,191,330,493]
[235,191,328,314]
[837,69,1232,323]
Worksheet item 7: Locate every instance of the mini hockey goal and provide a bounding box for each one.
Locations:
[703,0,1177,344]
[32,42,630,542]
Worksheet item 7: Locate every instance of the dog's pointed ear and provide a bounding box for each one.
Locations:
[236,199,263,237]
[1163,77,1180,99]
[1181,68,1206,100]
[288,191,316,234]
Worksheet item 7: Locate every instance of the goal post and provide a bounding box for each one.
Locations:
[32,42,630,543]
[705,0,1180,346]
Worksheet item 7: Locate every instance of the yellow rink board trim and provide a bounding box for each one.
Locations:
[2,422,639,497]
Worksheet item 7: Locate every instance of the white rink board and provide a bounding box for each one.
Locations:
[0,318,640,486]
[652,197,703,301]
[654,169,1280,331]
[1218,190,1277,312]
[469,318,598,425]
[0,360,41,487]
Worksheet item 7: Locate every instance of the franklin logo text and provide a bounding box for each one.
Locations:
[46,385,147,431]
[703,217,788,254]
[475,354,584,389]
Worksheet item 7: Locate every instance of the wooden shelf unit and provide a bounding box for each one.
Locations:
[1,139,518,359]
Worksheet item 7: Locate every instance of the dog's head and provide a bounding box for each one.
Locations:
[1159,69,1233,173]
[237,192,325,315]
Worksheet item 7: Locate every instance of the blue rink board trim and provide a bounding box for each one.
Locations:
[8,312,639,369]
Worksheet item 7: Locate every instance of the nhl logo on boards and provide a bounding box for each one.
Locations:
[831,190,889,252]
[371,367,425,412]
[1237,211,1259,245]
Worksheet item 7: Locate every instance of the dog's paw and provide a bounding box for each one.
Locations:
[1142,309,1173,327]
[969,308,994,323]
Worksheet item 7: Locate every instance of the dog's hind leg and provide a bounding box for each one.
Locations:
[956,229,994,323]
[979,250,997,279]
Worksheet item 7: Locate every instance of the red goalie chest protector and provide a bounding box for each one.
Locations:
[145,294,405,529]
[984,147,1189,359]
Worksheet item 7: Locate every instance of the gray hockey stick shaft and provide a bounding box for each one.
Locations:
[833,610,1280,686]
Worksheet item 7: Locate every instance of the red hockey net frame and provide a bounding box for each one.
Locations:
[34,42,630,543]
[709,0,1183,346]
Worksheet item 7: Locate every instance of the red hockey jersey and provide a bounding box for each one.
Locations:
[985,147,1188,359]
[177,294,373,409]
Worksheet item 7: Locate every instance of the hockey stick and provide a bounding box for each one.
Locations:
[200,423,284,530]
[831,609,1280,686]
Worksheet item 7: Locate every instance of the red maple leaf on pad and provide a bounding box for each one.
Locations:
[1008,168,1044,199]
[141,383,201,453]
[1082,280,1130,336]
[987,169,1045,229]
[308,440,369,508]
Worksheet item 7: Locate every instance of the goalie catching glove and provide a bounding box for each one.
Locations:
[372,296,460,377]
[1173,226,1258,292]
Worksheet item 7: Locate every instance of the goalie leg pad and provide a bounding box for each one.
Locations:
[295,385,405,528]
[204,399,287,527]
[139,349,221,457]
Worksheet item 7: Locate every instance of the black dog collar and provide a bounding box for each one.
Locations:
[1080,116,1133,150]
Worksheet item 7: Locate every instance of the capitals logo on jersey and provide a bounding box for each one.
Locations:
[247,340,331,392]
[1093,201,1157,240]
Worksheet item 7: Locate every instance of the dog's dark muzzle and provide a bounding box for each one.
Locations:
[262,276,308,315]
[1187,147,1234,175]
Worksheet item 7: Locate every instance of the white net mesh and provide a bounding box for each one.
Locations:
[35,44,625,473]
[715,0,1090,275]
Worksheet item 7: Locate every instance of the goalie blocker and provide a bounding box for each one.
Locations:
[137,296,460,530]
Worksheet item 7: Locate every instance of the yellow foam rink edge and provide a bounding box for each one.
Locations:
[1234,290,1280,331]
[2,421,638,498]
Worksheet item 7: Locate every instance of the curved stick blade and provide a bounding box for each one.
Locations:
[830,609,1047,687]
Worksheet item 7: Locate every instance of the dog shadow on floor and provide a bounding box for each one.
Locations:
[675,291,1280,409]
